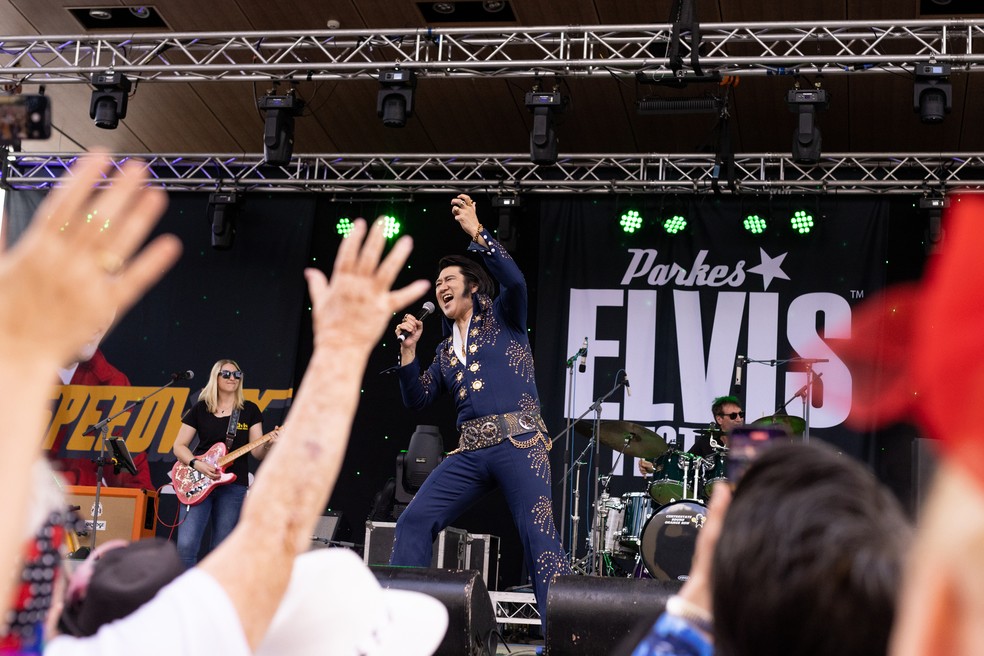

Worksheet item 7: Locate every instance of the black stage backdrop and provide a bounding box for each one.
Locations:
[7,189,931,588]
[533,195,932,555]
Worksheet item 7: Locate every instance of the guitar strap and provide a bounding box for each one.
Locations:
[225,408,241,450]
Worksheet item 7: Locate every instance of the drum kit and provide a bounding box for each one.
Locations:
[571,421,723,581]
[574,416,799,581]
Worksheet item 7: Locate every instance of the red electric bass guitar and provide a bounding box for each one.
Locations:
[170,428,278,505]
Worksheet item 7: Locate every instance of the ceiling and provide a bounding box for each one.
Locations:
[4,0,984,161]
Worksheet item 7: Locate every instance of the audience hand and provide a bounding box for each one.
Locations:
[0,153,181,370]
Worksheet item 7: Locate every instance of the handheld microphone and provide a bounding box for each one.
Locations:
[397,302,436,343]
[171,370,194,381]
[623,371,632,397]
[578,337,588,373]
[734,355,745,387]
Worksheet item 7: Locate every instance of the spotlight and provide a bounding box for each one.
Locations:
[525,89,566,166]
[913,63,952,124]
[620,210,644,234]
[491,194,521,250]
[89,72,131,130]
[744,213,767,234]
[663,214,687,234]
[257,90,304,166]
[207,192,240,250]
[920,196,948,254]
[786,87,829,165]
[379,214,402,239]
[376,70,416,128]
[336,217,355,238]
[790,209,814,234]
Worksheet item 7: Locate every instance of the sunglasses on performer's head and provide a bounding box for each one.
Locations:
[218,370,243,380]
[717,411,744,420]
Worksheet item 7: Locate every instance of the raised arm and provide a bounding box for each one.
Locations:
[0,153,181,614]
[197,218,429,648]
[451,193,527,329]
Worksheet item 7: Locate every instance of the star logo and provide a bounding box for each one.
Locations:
[747,248,791,291]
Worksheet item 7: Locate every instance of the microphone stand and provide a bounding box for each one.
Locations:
[751,357,828,443]
[82,374,184,550]
[558,345,584,553]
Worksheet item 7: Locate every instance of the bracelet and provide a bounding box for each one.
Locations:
[189,458,199,470]
[473,223,484,242]
[665,595,714,634]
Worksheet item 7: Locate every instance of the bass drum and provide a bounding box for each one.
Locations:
[639,500,707,582]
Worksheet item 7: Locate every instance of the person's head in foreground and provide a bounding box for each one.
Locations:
[713,442,912,656]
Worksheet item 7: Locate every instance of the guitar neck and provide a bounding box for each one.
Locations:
[217,430,276,467]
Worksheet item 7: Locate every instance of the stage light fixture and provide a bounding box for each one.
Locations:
[491,194,521,250]
[376,70,417,128]
[525,88,567,166]
[380,214,402,239]
[790,209,814,234]
[207,191,240,250]
[663,214,687,235]
[786,87,829,165]
[620,210,644,234]
[920,196,948,254]
[913,63,952,124]
[336,217,355,238]
[89,72,131,130]
[257,90,304,166]
[744,213,767,234]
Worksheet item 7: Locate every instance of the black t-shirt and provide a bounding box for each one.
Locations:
[183,399,263,487]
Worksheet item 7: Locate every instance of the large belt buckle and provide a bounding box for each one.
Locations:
[518,413,536,432]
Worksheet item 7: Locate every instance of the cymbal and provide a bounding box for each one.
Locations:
[574,420,668,458]
[752,413,806,434]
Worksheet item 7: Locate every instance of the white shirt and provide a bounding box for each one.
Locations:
[45,569,249,656]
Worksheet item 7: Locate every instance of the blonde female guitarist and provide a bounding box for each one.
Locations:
[172,359,276,567]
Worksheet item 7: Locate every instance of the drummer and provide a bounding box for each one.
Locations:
[638,395,743,474]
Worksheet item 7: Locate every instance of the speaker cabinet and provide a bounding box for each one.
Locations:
[371,566,498,656]
[310,512,342,549]
[545,575,680,656]
[64,485,158,544]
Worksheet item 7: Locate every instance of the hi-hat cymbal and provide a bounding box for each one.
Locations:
[752,413,806,434]
[574,420,668,458]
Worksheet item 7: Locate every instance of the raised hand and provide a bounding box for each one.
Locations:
[0,153,181,370]
[304,217,429,355]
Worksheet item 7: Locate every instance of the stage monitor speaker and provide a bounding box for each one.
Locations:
[545,575,680,656]
[372,566,497,656]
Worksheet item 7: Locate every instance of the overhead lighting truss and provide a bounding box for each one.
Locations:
[8,152,984,195]
[4,20,984,84]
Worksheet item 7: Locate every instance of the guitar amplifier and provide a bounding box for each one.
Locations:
[466,533,500,590]
[64,486,158,543]
[364,521,467,570]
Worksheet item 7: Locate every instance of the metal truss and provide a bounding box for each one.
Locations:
[2,19,984,84]
[489,591,539,625]
[5,152,984,195]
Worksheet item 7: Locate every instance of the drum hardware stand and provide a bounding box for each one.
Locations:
[746,357,828,442]
[82,373,183,550]
[552,369,627,563]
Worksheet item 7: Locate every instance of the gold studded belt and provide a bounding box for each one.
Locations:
[452,410,549,454]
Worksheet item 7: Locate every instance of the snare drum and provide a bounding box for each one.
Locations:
[648,450,701,505]
[639,499,707,582]
[618,492,652,553]
[702,450,728,497]
[588,494,625,555]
